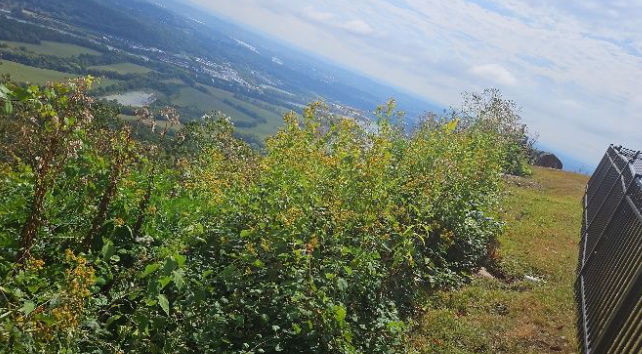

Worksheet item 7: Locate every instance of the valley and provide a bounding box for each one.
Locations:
[0,0,441,146]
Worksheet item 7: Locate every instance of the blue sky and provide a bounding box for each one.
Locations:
[188,0,642,169]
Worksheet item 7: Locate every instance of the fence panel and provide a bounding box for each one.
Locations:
[577,145,642,353]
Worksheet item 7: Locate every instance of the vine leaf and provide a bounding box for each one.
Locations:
[158,294,170,316]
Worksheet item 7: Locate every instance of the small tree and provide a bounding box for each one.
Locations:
[131,106,180,239]
[82,125,136,250]
[0,78,95,261]
[458,88,536,175]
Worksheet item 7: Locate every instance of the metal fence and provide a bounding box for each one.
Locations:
[576,145,642,353]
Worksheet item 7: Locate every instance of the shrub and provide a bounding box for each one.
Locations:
[456,88,536,176]
[0,81,512,353]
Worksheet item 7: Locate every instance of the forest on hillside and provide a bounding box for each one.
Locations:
[0,77,534,352]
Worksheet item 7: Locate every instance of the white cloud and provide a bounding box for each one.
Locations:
[560,99,580,108]
[340,19,374,36]
[301,6,374,36]
[184,0,642,167]
[470,64,517,86]
[302,6,334,22]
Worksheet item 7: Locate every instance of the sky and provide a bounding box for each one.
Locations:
[185,0,642,170]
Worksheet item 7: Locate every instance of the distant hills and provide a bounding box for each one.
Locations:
[0,0,442,144]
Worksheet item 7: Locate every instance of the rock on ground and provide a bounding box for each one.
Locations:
[535,152,563,170]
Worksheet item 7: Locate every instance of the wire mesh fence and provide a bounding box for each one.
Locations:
[576,145,642,353]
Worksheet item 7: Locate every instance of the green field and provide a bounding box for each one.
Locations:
[92,77,121,89]
[171,86,287,137]
[88,62,152,74]
[0,36,287,139]
[0,57,286,138]
[0,60,120,89]
[0,60,77,84]
[412,167,588,353]
[1,40,100,57]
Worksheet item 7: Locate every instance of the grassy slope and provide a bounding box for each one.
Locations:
[0,59,77,83]
[1,40,100,57]
[412,167,589,353]
[0,60,119,89]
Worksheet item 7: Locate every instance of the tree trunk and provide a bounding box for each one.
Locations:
[19,179,48,262]
[132,173,154,239]
[18,139,58,262]
[82,164,121,251]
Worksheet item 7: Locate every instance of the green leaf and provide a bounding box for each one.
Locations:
[158,276,172,289]
[173,270,185,290]
[158,294,170,316]
[106,314,122,327]
[38,314,55,326]
[0,84,10,99]
[27,285,40,293]
[4,100,12,115]
[240,229,251,238]
[63,116,76,126]
[20,301,36,315]
[335,305,346,323]
[12,86,31,100]
[139,263,161,278]
[174,253,186,267]
[444,118,460,133]
[101,238,115,260]
[162,258,177,276]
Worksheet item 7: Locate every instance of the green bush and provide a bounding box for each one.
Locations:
[0,81,513,353]
[456,88,535,176]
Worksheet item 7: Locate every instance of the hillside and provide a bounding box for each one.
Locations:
[412,167,589,353]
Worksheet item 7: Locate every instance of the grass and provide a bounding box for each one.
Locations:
[1,40,100,57]
[0,60,119,89]
[92,77,121,89]
[0,60,77,84]
[171,85,287,138]
[88,62,152,74]
[411,167,589,353]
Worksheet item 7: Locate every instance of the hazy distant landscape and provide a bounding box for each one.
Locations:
[0,0,441,146]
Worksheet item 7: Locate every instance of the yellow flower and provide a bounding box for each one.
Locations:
[26,258,45,271]
[113,217,125,227]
